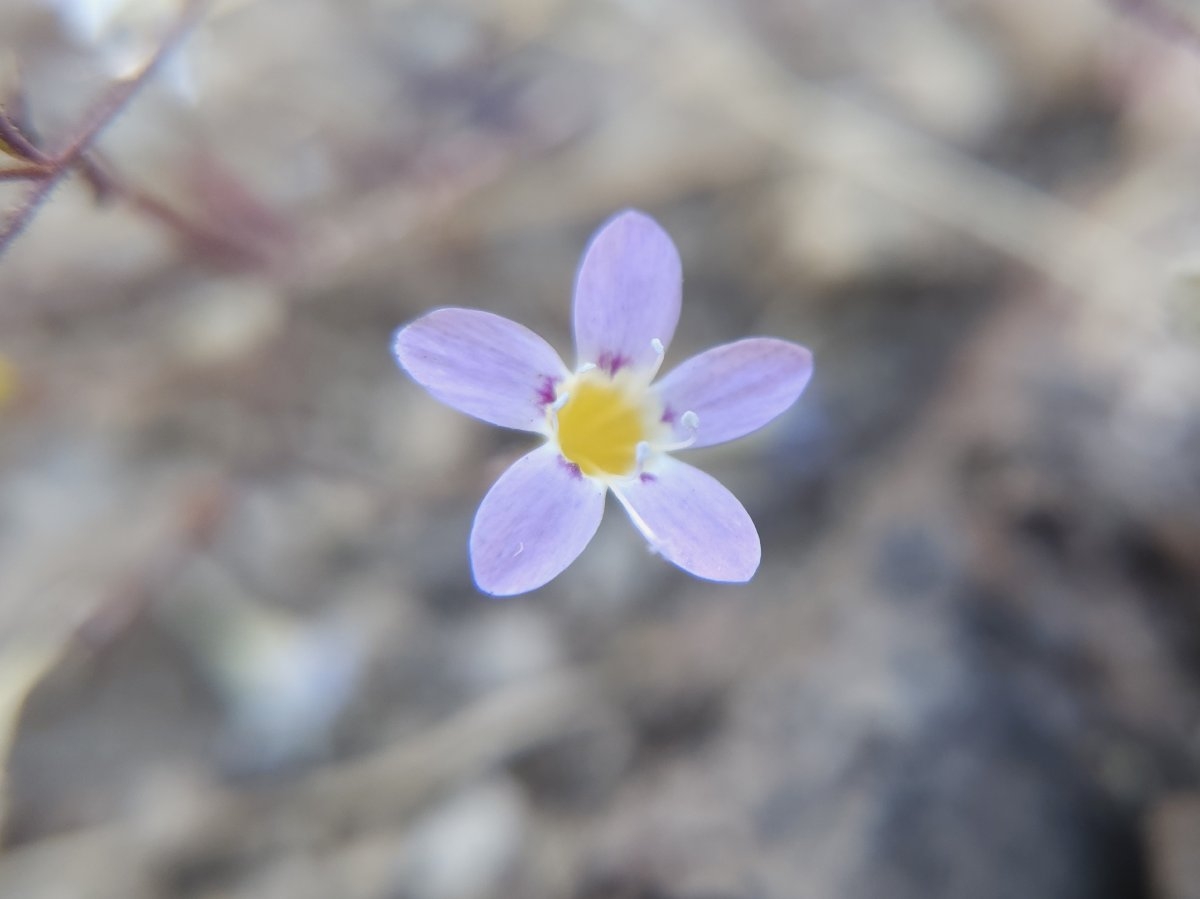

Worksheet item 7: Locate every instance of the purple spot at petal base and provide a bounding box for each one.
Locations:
[557,456,583,479]
[639,473,657,484]
[661,407,677,424]
[536,375,558,406]
[597,352,630,376]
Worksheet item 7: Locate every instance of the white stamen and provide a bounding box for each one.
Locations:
[652,409,700,453]
[645,337,666,381]
[547,390,570,437]
[635,440,651,471]
[577,362,597,374]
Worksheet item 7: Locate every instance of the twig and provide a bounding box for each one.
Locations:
[0,165,52,181]
[0,114,50,165]
[0,0,212,260]
[602,0,1160,311]
[78,153,285,266]
[0,670,597,892]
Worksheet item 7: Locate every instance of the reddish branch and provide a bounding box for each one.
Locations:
[0,0,212,260]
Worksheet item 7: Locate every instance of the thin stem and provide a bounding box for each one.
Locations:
[118,172,274,266]
[0,0,212,261]
[0,114,50,164]
[0,164,53,181]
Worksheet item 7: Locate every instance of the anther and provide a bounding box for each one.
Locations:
[651,410,700,453]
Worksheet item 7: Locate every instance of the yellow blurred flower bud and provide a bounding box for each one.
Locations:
[0,355,18,409]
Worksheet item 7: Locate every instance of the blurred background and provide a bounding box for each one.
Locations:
[2,0,1200,896]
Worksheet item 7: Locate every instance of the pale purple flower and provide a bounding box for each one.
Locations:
[392,210,813,596]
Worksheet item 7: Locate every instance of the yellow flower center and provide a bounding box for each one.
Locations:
[554,370,661,478]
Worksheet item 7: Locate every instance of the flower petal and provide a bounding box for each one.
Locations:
[470,445,607,596]
[612,456,760,582]
[393,308,568,432]
[573,210,682,374]
[654,338,813,449]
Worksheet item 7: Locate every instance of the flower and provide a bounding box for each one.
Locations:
[392,210,813,596]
